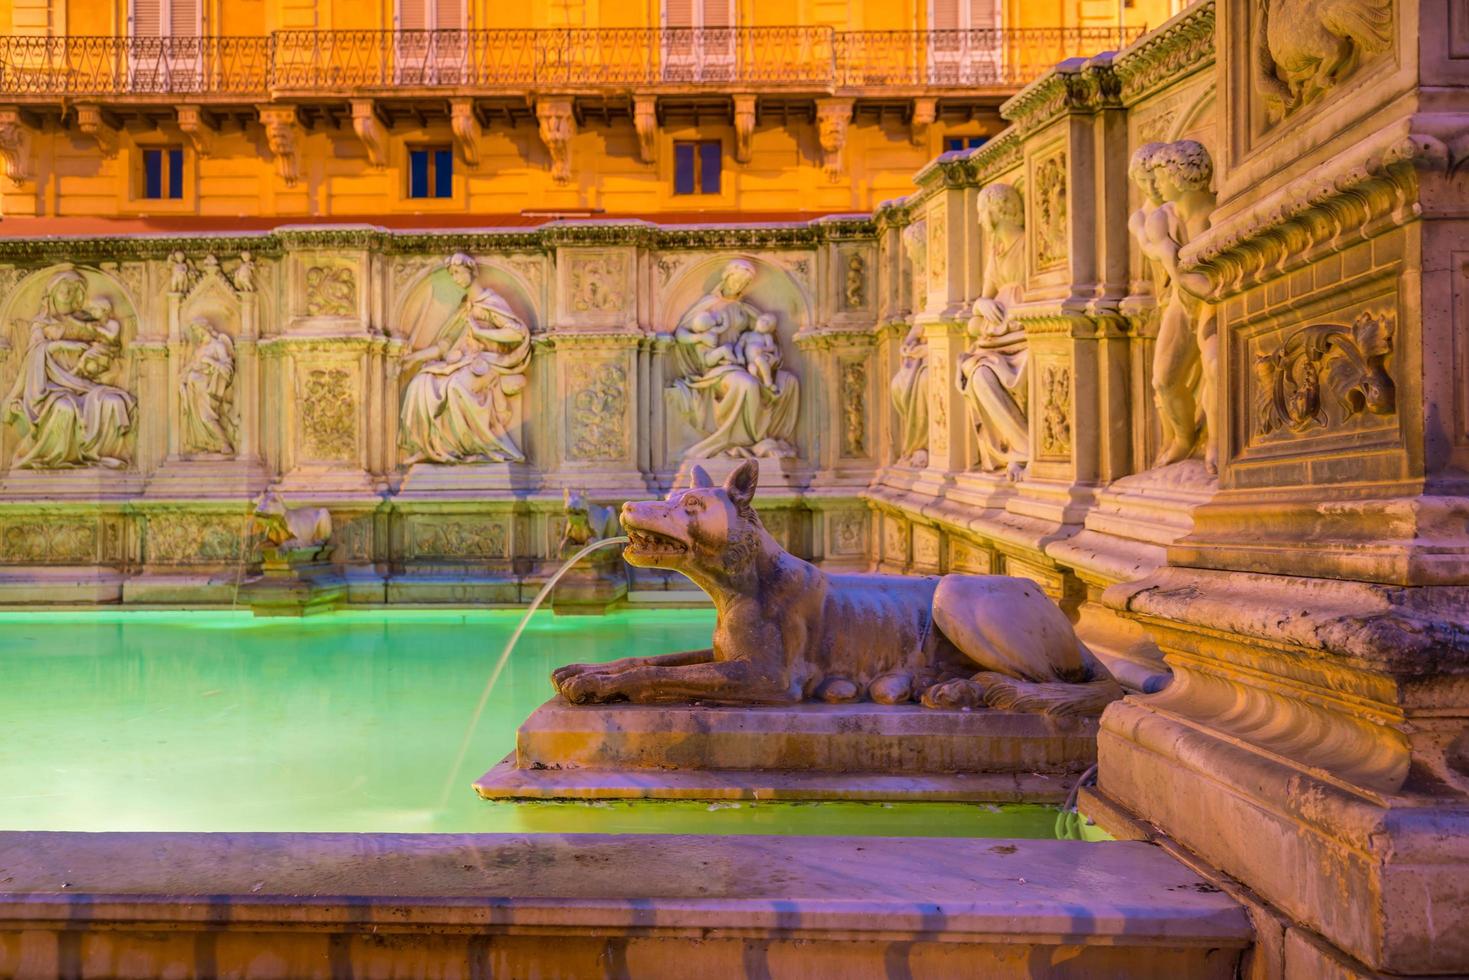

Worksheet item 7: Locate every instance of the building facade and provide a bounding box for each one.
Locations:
[0,0,1178,223]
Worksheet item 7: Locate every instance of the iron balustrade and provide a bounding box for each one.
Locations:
[0,27,1143,100]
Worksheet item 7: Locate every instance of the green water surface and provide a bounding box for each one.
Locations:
[0,608,1058,837]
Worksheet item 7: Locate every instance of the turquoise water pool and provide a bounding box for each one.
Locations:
[0,608,1059,836]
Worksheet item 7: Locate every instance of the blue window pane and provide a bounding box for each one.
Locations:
[673,143,695,195]
[944,138,962,152]
[143,149,162,199]
[968,136,987,150]
[408,149,429,198]
[434,148,453,198]
[168,148,184,199]
[698,141,721,195]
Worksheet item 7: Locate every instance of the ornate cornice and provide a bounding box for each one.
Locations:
[970,128,1025,186]
[1181,122,1439,297]
[999,54,1122,137]
[1113,0,1216,106]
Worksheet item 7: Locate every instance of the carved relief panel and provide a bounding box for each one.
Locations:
[1030,148,1068,274]
[826,508,868,558]
[562,251,631,327]
[839,356,868,459]
[297,364,359,464]
[406,516,509,560]
[836,246,872,315]
[0,514,123,564]
[291,254,362,321]
[1037,361,1073,460]
[565,357,630,462]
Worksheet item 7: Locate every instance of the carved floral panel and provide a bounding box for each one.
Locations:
[912,525,942,568]
[145,513,249,564]
[1250,310,1396,444]
[840,357,867,458]
[0,519,97,564]
[1039,362,1073,459]
[926,209,948,290]
[828,509,867,557]
[883,514,907,562]
[838,248,868,312]
[928,347,949,456]
[1031,149,1068,272]
[566,359,628,462]
[408,518,508,560]
[303,265,357,317]
[298,367,358,463]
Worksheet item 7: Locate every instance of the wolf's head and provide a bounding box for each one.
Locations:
[620,459,765,584]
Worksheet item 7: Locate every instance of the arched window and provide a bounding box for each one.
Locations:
[662,0,736,83]
[928,0,1002,85]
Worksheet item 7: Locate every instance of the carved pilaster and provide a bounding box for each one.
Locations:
[0,107,32,185]
[175,105,213,159]
[536,96,575,184]
[449,98,481,167]
[910,97,937,147]
[733,94,757,165]
[75,104,118,159]
[815,98,853,181]
[258,106,302,187]
[633,95,657,165]
[350,99,388,169]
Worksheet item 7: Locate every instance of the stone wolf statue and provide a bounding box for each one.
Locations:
[559,487,617,556]
[553,460,1122,716]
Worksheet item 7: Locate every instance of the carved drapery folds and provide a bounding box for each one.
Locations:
[1254,311,1395,437]
[1255,0,1393,126]
[668,259,799,460]
[1128,138,1220,471]
[399,252,533,465]
[2,265,137,470]
[536,97,575,184]
[890,321,929,469]
[959,184,1029,480]
[179,318,237,457]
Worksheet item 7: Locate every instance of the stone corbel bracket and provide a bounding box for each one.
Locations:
[350,99,389,169]
[1181,125,1436,299]
[176,105,215,159]
[536,96,575,184]
[733,94,756,165]
[0,107,32,185]
[449,98,482,168]
[75,104,119,158]
[633,95,657,165]
[816,98,853,182]
[910,97,937,147]
[258,105,303,187]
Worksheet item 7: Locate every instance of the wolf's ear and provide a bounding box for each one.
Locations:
[689,464,713,489]
[724,459,759,508]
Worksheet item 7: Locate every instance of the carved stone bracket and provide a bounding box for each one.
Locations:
[175,105,214,159]
[816,98,853,181]
[733,94,757,165]
[536,96,575,184]
[350,99,389,169]
[449,98,481,168]
[0,107,32,185]
[75,104,118,158]
[633,95,657,165]
[258,106,302,187]
[910,97,937,147]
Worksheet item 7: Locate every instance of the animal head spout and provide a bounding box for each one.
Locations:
[620,460,762,578]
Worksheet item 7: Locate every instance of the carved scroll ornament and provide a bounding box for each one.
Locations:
[1253,310,1395,437]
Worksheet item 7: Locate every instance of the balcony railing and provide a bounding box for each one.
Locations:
[0,27,1141,100]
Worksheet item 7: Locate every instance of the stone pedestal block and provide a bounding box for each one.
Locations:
[476,699,1097,803]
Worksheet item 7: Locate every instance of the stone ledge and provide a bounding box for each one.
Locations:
[475,756,1072,802]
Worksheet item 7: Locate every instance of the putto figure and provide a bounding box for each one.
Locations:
[399,252,532,465]
[553,460,1121,715]
[2,267,135,469]
[179,318,236,456]
[668,259,799,460]
[958,183,1029,480]
[1128,139,1219,472]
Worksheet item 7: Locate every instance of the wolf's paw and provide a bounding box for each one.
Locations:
[559,671,627,705]
[920,678,986,709]
[552,662,598,690]
[815,677,861,703]
[870,671,915,705]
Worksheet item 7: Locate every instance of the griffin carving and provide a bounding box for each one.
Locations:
[1255,0,1393,122]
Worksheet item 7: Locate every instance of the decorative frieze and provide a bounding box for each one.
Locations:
[407,518,508,560]
[143,512,248,564]
[1114,1,1216,105]
[0,519,98,564]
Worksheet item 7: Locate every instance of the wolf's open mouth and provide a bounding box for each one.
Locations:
[626,528,688,557]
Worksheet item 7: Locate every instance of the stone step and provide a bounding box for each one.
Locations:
[0,831,1253,979]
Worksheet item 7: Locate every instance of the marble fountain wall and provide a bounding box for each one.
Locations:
[1,0,1468,974]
